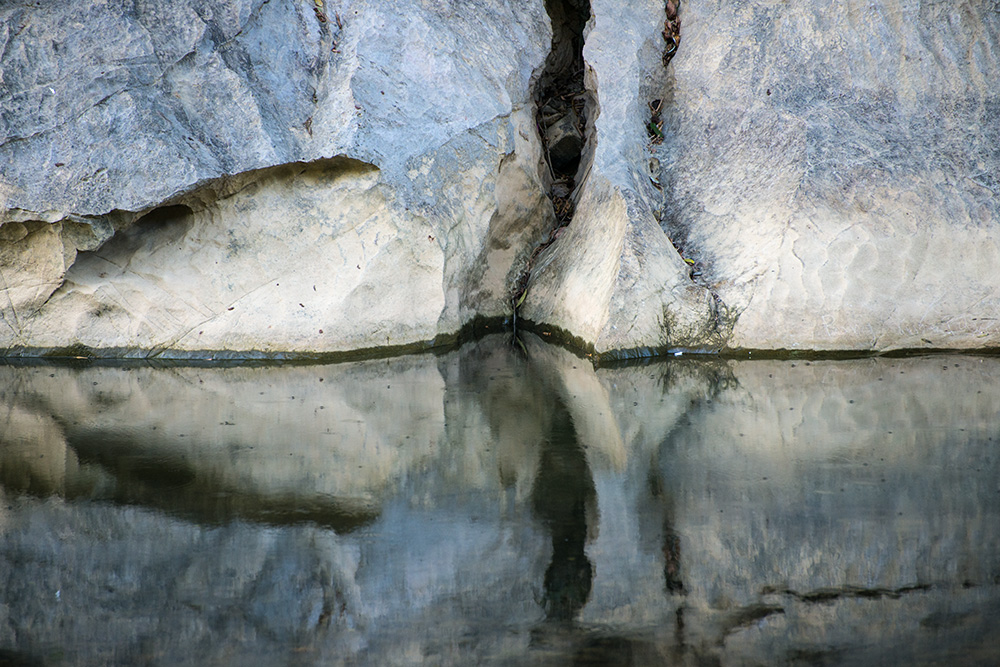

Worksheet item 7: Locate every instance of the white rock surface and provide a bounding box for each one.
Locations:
[522,0,999,354]
[655,0,1000,351]
[1,0,998,356]
[0,0,553,355]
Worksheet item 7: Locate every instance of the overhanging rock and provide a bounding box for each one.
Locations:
[0,0,553,357]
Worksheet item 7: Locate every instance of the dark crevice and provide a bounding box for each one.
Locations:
[651,2,734,340]
[655,0,693,274]
[661,2,682,68]
[511,0,593,318]
[647,1,680,145]
[764,583,933,603]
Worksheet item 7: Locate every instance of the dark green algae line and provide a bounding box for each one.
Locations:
[0,315,511,368]
[2,316,998,368]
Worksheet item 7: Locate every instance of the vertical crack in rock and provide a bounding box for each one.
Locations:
[651,1,730,336]
[654,0,696,280]
[661,1,681,68]
[511,0,593,319]
[648,1,680,147]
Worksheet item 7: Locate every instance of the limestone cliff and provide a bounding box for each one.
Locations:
[0,0,554,356]
[656,0,1000,351]
[1,0,997,357]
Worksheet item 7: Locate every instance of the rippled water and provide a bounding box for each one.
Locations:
[1,335,998,665]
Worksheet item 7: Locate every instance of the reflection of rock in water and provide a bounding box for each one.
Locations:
[61,431,381,532]
[662,527,684,594]
[0,648,45,667]
[531,402,596,621]
[646,469,685,595]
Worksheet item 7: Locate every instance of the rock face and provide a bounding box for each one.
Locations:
[1,0,998,357]
[655,0,1000,351]
[523,0,1000,353]
[519,0,729,354]
[0,0,553,355]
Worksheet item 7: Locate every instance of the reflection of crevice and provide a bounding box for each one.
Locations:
[763,583,932,602]
[531,396,596,622]
[662,527,685,594]
[673,606,687,659]
[647,468,686,594]
[512,0,593,317]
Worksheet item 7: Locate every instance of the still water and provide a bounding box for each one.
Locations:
[1,334,998,665]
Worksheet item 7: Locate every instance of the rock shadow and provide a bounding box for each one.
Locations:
[531,397,597,622]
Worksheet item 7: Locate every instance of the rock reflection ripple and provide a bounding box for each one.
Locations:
[530,393,596,622]
[0,343,998,665]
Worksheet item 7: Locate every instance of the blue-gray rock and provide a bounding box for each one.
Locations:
[654,0,1000,350]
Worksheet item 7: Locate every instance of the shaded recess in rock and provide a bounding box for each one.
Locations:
[41,154,371,301]
[64,431,379,532]
[512,0,593,315]
[84,204,195,261]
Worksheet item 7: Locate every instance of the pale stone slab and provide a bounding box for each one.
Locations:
[656,0,1000,351]
[0,0,552,355]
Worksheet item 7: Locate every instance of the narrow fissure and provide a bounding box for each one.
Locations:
[764,583,933,603]
[646,2,680,146]
[652,2,712,292]
[511,0,593,319]
[651,1,731,332]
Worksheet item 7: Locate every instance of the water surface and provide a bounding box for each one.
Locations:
[1,335,998,665]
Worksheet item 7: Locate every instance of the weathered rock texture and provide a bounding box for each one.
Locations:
[1,0,553,355]
[655,0,1000,350]
[1,0,998,356]
[2,339,999,663]
[524,0,1000,353]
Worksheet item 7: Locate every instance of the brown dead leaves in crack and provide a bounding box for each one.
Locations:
[649,1,681,144]
[663,0,681,66]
